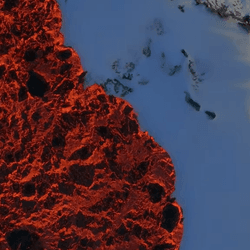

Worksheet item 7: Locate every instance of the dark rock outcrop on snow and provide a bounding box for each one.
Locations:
[194,0,250,33]
[101,78,133,97]
[142,39,152,58]
[184,91,201,111]
[169,65,182,76]
[111,60,135,82]
[181,49,188,58]
[178,5,185,13]
[153,18,165,35]
[142,45,151,57]
[122,72,133,80]
[205,110,216,120]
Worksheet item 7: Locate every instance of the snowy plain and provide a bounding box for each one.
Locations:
[56,0,250,249]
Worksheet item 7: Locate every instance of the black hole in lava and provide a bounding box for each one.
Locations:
[161,203,180,233]
[26,71,49,98]
[147,183,165,203]
[56,49,72,61]
[24,49,37,62]
[6,229,39,250]
[22,182,36,197]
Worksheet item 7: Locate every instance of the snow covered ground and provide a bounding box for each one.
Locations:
[56,0,250,249]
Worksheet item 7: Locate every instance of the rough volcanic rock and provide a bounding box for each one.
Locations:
[195,0,250,32]
[0,0,183,249]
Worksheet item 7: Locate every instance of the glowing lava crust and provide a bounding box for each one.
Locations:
[0,0,183,249]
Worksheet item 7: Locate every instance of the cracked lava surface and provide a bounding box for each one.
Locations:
[0,0,183,249]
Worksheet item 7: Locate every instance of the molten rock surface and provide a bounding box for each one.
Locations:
[0,0,183,249]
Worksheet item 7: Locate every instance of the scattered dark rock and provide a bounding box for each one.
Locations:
[125,62,135,72]
[178,5,185,13]
[194,0,201,6]
[184,91,201,111]
[169,65,182,76]
[154,18,164,35]
[122,72,133,80]
[142,45,151,57]
[101,78,133,97]
[181,49,188,58]
[205,110,216,120]
[111,60,120,73]
[243,14,250,24]
[238,22,250,33]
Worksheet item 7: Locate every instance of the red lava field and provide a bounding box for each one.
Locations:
[0,0,183,249]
